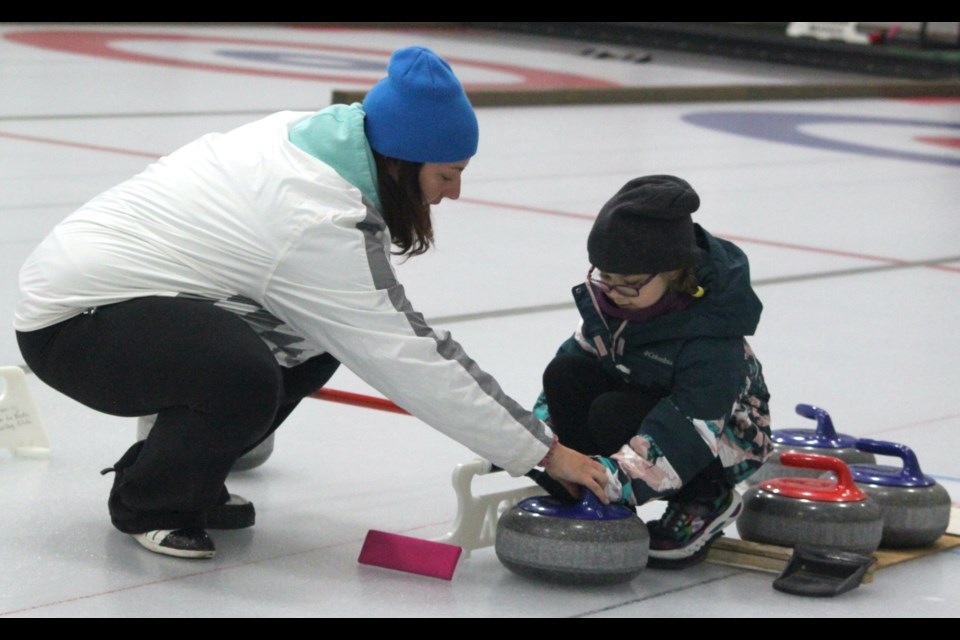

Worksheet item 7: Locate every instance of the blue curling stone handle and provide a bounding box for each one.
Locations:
[772,404,857,448]
[772,428,858,449]
[518,490,635,520]
[851,438,936,488]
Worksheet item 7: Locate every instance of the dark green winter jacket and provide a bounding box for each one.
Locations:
[537,225,772,486]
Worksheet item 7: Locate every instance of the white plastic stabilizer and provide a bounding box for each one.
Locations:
[433,458,542,557]
[0,366,50,458]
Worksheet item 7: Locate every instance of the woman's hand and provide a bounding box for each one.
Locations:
[544,443,611,504]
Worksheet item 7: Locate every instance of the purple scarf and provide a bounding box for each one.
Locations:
[591,282,696,322]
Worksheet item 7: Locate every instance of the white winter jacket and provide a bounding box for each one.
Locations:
[15,105,553,475]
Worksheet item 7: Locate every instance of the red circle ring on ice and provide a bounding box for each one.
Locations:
[3,28,620,89]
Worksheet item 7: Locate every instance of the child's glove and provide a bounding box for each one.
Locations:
[593,456,636,506]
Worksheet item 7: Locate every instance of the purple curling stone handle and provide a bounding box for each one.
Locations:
[579,490,604,514]
[570,489,635,520]
[855,438,926,483]
[519,488,635,520]
[795,403,839,440]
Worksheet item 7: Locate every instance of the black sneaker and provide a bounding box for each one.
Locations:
[132,528,216,559]
[205,494,255,530]
[647,489,743,569]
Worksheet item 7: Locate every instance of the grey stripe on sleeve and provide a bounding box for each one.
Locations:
[358,200,552,447]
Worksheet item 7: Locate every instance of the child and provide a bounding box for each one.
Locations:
[533,175,773,568]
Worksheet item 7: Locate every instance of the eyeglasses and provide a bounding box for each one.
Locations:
[587,266,655,298]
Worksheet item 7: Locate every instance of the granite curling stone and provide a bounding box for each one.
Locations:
[851,438,951,549]
[747,403,876,486]
[228,433,275,471]
[737,452,883,555]
[495,491,649,585]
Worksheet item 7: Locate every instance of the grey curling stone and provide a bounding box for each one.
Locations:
[137,414,275,471]
[496,491,649,585]
[737,452,883,555]
[747,403,875,486]
[851,438,952,548]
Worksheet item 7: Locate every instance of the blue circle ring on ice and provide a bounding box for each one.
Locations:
[682,111,960,168]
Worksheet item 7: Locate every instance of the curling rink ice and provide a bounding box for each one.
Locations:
[0,23,958,617]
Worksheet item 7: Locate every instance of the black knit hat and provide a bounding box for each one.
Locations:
[588,175,700,274]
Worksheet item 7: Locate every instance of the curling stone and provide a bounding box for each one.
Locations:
[747,404,876,486]
[229,434,275,471]
[495,491,649,585]
[850,438,951,548]
[737,452,883,554]
[137,414,275,471]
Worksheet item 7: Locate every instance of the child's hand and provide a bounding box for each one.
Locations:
[544,443,611,504]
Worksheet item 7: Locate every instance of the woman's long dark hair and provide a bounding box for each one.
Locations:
[373,150,433,258]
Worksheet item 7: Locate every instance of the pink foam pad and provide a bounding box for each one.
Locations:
[358,530,462,581]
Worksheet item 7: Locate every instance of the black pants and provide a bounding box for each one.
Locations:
[542,353,727,504]
[17,297,340,533]
[542,354,661,457]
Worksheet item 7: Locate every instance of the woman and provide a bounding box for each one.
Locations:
[15,46,609,559]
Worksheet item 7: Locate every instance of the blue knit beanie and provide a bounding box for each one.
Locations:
[363,46,479,163]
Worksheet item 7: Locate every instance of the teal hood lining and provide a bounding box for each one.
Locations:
[289,103,382,213]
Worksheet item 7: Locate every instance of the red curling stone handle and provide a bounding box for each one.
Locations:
[767,452,869,502]
[781,451,850,475]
